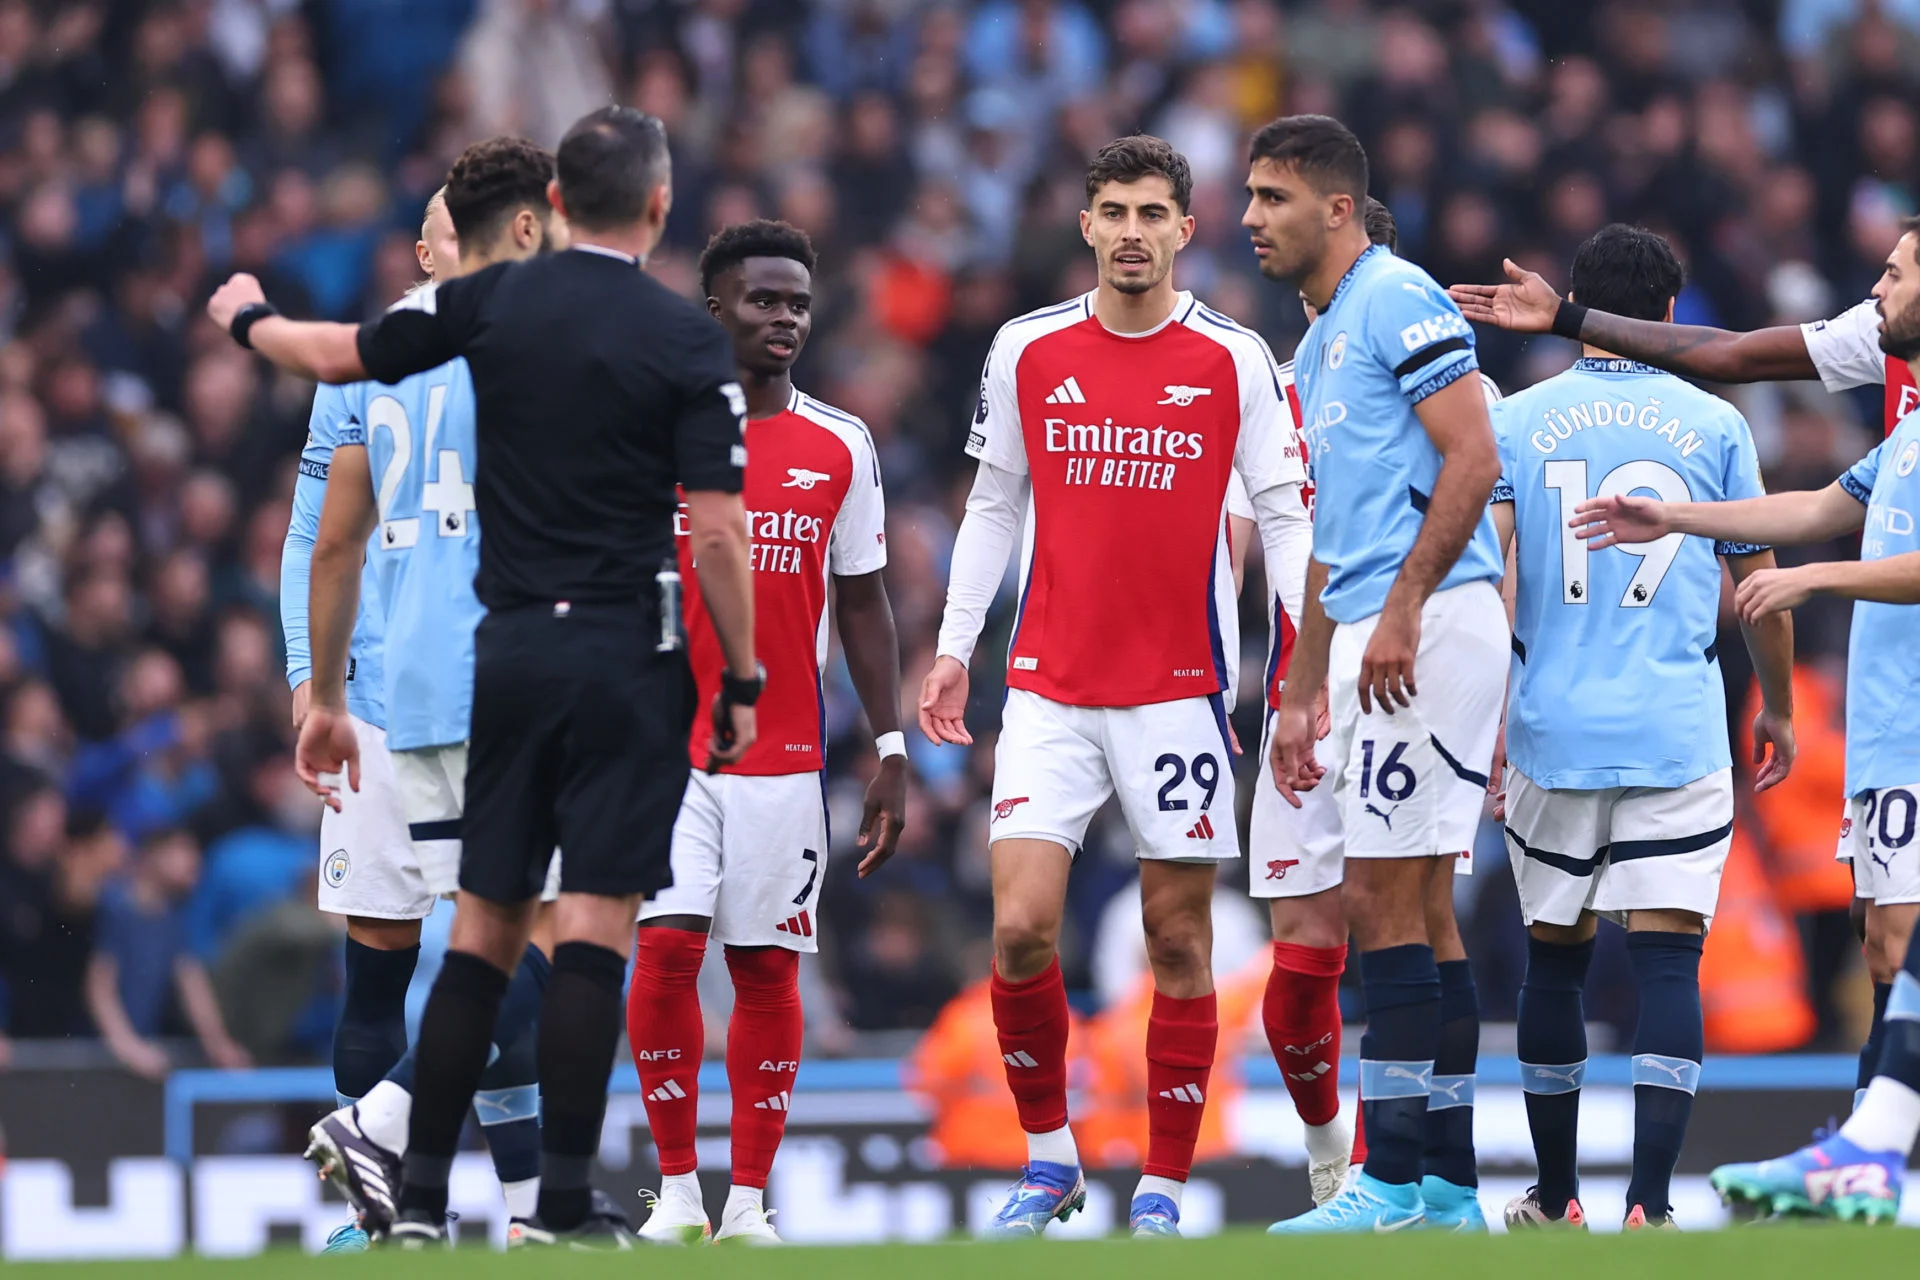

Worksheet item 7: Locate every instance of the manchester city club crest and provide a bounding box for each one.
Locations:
[1328,331,1348,369]
[1898,439,1919,478]
[324,849,351,888]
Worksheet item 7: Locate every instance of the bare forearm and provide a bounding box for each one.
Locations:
[1670,485,1863,546]
[249,317,368,384]
[1279,559,1333,705]
[692,524,756,675]
[1388,453,1499,612]
[308,539,363,710]
[835,574,903,735]
[1805,551,1920,604]
[1742,610,1795,714]
[1576,315,1817,383]
[175,961,232,1046]
[85,958,138,1045]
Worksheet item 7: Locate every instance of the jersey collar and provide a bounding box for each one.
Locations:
[1572,356,1664,376]
[571,243,642,267]
[1327,243,1385,308]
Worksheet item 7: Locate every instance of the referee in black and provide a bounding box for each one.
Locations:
[206,107,760,1246]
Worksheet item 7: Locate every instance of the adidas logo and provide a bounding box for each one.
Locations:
[1185,814,1216,840]
[1287,1062,1332,1082]
[1157,1083,1205,1103]
[1044,376,1088,405]
[775,911,813,938]
[753,1091,792,1112]
[647,1080,688,1102]
[1003,1050,1039,1068]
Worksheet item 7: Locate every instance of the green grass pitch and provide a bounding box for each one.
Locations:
[5,1225,1910,1280]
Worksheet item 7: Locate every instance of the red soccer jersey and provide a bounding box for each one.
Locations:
[679,390,887,775]
[967,292,1305,707]
[1887,356,1917,432]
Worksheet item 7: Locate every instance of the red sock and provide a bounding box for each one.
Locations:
[627,927,707,1176]
[1143,990,1218,1180]
[990,959,1072,1134]
[724,946,801,1190]
[1351,1100,1368,1165]
[1264,941,1346,1127]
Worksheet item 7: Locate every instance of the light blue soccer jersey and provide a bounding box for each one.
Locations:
[1492,358,1768,790]
[1293,244,1503,623]
[1838,411,1920,795]
[283,385,385,727]
[346,358,481,753]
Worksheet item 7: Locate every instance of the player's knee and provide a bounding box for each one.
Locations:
[1143,912,1211,980]
[1269,894,1345,949]
[993,913,1059,979]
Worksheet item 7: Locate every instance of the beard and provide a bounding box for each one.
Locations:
[1880,294,1920,360]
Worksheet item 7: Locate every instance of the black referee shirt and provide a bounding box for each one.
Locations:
[354,246,745,610]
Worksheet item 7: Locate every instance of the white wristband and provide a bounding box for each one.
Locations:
[875,731,907,760]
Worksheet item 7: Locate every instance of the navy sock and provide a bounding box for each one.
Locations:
[537,942,627,1231]
[385,944,549,1096]
[1517,935,1593,1219]
[477,1023,542,1199]
[1880,935,1920,1095]
[1358,943,1441,1187]
[1858,982,1892,1108]
[334,939,419,1104]
[400,950,511,1218]
[1424,959,1479,1187]
[1625,931,1704,1219]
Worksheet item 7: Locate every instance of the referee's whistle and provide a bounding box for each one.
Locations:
[655,566,683,653]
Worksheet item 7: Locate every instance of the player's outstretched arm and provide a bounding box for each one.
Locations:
[1736,549,1920,622]
[922,461,1029,746]
[1447,260,1819,383]
[1572,481,1866,551]
[685,488,759,768]
[207,274,368,383]
[835,569,907,876]
[1725,551,1797,793]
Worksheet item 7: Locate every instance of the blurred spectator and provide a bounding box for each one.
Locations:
[186,736,317,963]
[85,827,249,1077]
[1,805,120,1040]
[211,868,340,1064]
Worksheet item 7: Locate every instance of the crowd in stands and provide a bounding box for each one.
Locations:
[0,0,1912,1070]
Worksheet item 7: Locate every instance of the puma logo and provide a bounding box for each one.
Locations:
[1365,802,1399,830]
[1529,1066,1581,1087]
[1384,1064,1432,1089]
[1429,1077,1467,1102]
[1642,1058,1689,1085]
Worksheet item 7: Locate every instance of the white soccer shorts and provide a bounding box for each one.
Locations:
[990,688,1240,862]
[1326,580,1505,861]
[1250,707,1344,898]
[640,770,830,950]
[1840,786,1920,906]
[317,715,432,919]
[393,743,560,903]
[1504,767,1734,927]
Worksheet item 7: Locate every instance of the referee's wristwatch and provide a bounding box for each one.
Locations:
[719,663,766,708]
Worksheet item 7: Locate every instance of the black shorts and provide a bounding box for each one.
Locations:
[462,602,695,902]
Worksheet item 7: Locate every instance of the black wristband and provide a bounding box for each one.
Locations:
[229,301,278,349]
[719,663,766,707]
[1550,299,1588,341]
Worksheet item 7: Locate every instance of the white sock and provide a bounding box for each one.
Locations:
[1840,1076,1920,1156]
[354,1080,412,1155]
[723,1184,765,1220]
[501,1177,539,1221]
[1304,1117,1349,1166]
[661,1171,703,1207]
[1133,1174,1184,1208]
[1026,1123,1079,1168]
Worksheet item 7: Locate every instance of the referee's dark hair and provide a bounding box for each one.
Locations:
[1568,223,1684,324]
[1362,196,1397,252]
[1248,114,1368,203]
[444,136,555,248]
[698,220,817,297]
[556,106,670,232]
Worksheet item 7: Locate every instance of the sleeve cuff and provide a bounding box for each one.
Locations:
[1407,356,1477,405]
[287,666,313,689]
[1715,541,1769,557]
[1839,470,1874,505]
[1489,480,1515,504]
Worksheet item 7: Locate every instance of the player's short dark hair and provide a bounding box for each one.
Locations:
[698,220,817,296]
[1247,115,1369,202]
[1363,197,1397,252]
[1902,214,1920,260]
[1568,223,1685,323]
[1085,135,1193,214]
[443,137,554,247]
[556,106,671,231]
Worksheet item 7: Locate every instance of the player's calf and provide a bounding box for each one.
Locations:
[627,923,711,1244]
[1515,925,1595,1224]
[719,945,801,1244]
[1624,922,1706,1225]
